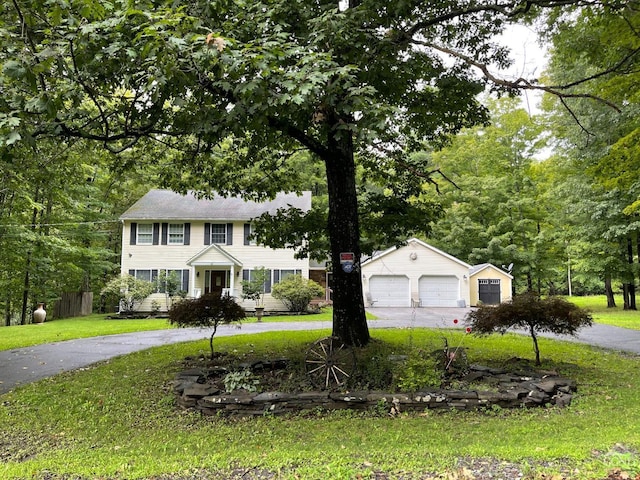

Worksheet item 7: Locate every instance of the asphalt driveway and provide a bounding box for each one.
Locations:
[0,306,638,395]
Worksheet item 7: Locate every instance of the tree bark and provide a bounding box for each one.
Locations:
[530,324,541,366]
[623,283,631,310]
[324,130,370,347]
[604,274,616,308]
[627,236,637,310]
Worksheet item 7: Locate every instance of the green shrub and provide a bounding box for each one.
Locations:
[271,274,324,312]
[100,274,155,313]
[394,350,440,392]
[223,369,260,392]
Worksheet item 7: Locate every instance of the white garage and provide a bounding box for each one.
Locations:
[419,275,460,307]
[368,275,410,307]
[361,238,512,308]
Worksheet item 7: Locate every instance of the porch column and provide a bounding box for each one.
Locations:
[228,266,235,297]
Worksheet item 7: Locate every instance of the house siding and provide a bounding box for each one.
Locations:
[121,220,309,312]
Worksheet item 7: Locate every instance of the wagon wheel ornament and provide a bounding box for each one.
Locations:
[305,336,356,390]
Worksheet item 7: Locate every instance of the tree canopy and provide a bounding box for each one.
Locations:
[1,0,636,340]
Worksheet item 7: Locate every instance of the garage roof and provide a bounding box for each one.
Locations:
[362,238,471,268]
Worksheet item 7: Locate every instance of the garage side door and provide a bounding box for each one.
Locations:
[419,276,459,307]
[368,275,410,307]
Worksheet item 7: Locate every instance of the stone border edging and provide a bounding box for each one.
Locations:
[173,365,576,416]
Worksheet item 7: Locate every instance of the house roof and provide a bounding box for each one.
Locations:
[120,189,312,221]
[469,263,514,279]
[362,238,472,269]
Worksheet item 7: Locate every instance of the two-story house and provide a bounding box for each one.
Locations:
[119,189,313,312]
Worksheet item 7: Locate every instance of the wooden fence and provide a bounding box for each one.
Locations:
[53,292,93,319]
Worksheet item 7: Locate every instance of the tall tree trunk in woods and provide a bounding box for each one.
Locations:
[627,236,637,310]
[5,297,11,326]
[605,274,616,308]
[20,202,40,325]
[20,255,31,325]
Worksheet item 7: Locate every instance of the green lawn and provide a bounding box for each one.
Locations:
[565,295,640,330]
[0,310,339,352]
[0,314,174,351]
[0,329,639,479]
[0,296,634,354]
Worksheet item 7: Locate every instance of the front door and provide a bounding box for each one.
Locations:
[205,270,226,296]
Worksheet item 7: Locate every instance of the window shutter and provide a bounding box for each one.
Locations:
[226,223,233,245]
[130,223,137,245]
[296,269,302,276]
[265,269,272,293]
[182,270,189,293]
[242,270,249,281]
[128,269,135,277]
[152,223,160,245]
[184,223,191,245]
[244,224,251,245]
[273,270,280,285]
[161,223,168,245]
[151,270,159,288]
[204,223,211,245]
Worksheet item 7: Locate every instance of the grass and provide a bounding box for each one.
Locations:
[0,314,174,351]
[565,295,640,330]
[0,309,343,352]
[0,328,639,479]
[1,295,635,353]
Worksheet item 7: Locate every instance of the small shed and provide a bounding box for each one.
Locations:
[469,263,513,306]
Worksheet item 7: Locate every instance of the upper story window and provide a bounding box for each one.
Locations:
[244,223,257,246]
[211,223,227,244]
[204,223,232,246]
[136,224,153,245]
[168,224,184,245]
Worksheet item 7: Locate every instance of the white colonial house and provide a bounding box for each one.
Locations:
[119,189,315,312]
[361,238,513,308]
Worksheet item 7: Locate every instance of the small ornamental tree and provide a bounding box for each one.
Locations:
[169,293,245,359]
[101,274,155,313]
[241,267,270,307]
[157,270,185,310]
[271,275,324,313]
[465,293,593,365]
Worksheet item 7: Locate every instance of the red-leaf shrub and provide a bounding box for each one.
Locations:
[169,293,245,359]
[464,293,593,365]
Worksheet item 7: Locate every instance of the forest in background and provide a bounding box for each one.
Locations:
[1,1,639,325]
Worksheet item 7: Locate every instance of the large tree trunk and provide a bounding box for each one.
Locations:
[324,130,370,347]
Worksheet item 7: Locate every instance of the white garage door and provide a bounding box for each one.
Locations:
[369,275,410,307]
[419,276,459,307]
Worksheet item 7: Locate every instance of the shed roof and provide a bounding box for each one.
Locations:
[120,189,312,221]
[469,263,514,279]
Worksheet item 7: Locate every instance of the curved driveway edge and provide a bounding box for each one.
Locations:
[1,307,638,395]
